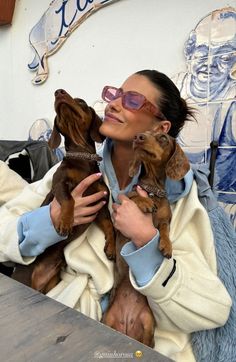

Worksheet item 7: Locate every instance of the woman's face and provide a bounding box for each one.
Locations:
[99,74,168,143]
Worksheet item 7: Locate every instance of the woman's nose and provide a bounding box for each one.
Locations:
[108,97,122,112]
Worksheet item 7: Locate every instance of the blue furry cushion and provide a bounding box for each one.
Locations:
[191,165,236,362]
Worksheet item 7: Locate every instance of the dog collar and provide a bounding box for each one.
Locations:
[138,181,167,198]
[65,151,102,162]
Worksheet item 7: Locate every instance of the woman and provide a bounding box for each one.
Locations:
[0,70,233,361]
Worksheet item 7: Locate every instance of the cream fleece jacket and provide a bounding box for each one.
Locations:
[0,163,232,361]
[0,161,28,206]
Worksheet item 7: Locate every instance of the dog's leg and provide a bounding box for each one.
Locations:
[140,307,156,348]
[11,264,35,286]
[31,241,67,293]
[53,183,75,236]
[151,199,172,259]
[42,273,62,294]
[95,208,116,260]
[158,222,172,258]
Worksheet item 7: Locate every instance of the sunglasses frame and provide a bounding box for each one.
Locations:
[102,86,165,120]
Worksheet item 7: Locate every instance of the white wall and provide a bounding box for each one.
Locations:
[0,0,234,139]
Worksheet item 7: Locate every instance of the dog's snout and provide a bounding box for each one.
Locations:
[134,133,146,143]
[55,89,67,97]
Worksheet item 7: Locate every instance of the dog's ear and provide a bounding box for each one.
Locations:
[129,155,141,177]
[166,142,190,180]
[89,109,105,143]
[48,118,61,149]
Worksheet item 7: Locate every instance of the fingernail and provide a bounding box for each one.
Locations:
[103,191,108,195]
[96,172,102,177]
[137,185,142,190]
[102,200,106,204]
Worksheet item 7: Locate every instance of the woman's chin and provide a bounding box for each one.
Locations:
[99,121,121,137]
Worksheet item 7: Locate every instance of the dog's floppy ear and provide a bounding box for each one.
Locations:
[89,109,105,143]
[48,117,61,149]
[129,155,141,177]
[166,142,190,180]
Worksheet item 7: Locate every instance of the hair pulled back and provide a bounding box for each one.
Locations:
[135,70,194,138]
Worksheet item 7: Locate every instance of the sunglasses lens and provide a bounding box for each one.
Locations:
[101,87,160,117]
[124,93,144,110]
[102,87,118,102]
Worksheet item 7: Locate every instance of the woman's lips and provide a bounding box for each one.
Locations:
[104,113,123,123]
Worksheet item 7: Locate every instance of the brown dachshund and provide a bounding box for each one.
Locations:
[102,230,156,347]
[102,130,190,347]
[129,130,190,258]
[12,89,116,293]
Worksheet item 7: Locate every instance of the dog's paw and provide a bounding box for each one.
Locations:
[159,239,172,259]
[104,241,116,261]
[55,219,73,237]
[130,195,155,213]
[139,198,155,213]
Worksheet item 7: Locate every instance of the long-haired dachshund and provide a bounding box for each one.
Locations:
[102,129,190,347]
[12,89,116,293]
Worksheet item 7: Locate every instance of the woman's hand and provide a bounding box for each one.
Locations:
[112,186,157,248]
[50,173,107,228]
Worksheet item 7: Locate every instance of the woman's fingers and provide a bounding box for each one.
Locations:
[136,185,148,197]
[111,188,157,247]
[80,215,98,223]
[73,200,106,225]
[81,190,107,206]
[73,213,98,225]
[78,200,106,217]
[72,173,102,197]
[117,194,130,203]
[71,173,109,225]
[51,172,109,227]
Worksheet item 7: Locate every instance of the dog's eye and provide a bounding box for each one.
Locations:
[75,98,87,106]
[74,98,89,111]
[156,134,169,144]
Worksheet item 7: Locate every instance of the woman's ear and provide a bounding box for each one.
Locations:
[153,120,171,134]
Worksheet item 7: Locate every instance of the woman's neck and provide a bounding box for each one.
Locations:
[111,141,134,190]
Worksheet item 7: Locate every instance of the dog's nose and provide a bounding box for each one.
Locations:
[134,133,146,143]
[55,89,67,97]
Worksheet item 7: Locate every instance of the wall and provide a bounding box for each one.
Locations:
[171,6,236,227]
[0,0,235,225]
[0,0,234,138]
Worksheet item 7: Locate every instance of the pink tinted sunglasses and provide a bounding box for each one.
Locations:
[101,86,165,120]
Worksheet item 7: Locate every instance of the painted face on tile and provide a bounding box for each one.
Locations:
[184,8,236,100]
[99,74,164,142]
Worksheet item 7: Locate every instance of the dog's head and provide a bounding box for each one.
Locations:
[129,130,190,180]
[48,89,104,150]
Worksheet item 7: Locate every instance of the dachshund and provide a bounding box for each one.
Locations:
[102,129,190,347]
[128,130,190,258]
[12,89,116,293]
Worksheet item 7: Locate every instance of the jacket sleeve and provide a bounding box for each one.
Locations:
[0,163,59,264]
[0,161,28,206]
[127,181,232,333]
[18,205,67,256]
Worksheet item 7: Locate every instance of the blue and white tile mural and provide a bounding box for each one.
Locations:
[28,0,121,85]
[27,3,235,227]
[172,7,236,228]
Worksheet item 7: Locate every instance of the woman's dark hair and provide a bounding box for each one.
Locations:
[135,69,194,138]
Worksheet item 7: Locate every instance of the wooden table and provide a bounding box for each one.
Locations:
[0,273,173,362]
